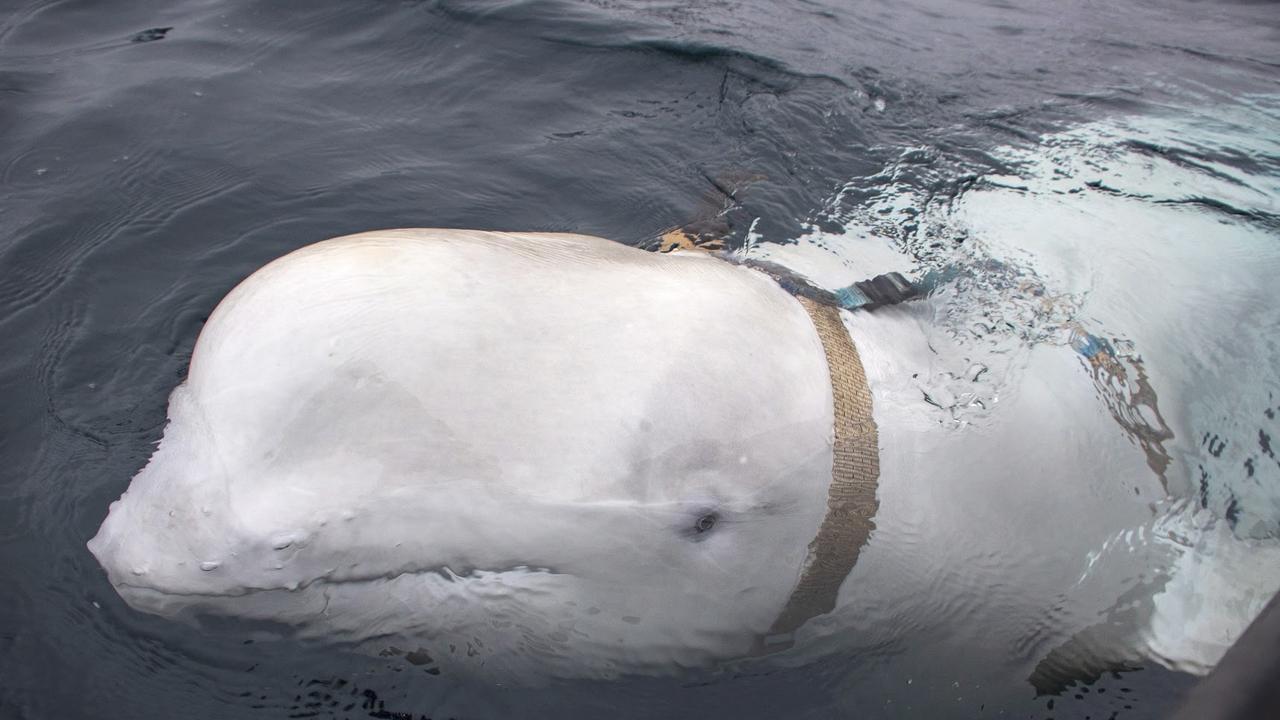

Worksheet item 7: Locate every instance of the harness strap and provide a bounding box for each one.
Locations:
[659,237,889,648]
[762,296,881,647]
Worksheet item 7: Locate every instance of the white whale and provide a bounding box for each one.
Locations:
[88,227,1276,685]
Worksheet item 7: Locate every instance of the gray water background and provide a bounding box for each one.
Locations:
[2,0,1279,718]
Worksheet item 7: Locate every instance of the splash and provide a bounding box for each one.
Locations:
[752,96,1280,537]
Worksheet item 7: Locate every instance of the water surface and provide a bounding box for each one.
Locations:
[2,0,1279,718]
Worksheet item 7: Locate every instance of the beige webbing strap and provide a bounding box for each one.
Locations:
[763,296,881,645]
[659,237,882,649]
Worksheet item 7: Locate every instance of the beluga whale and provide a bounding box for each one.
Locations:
[88,227,1278,687]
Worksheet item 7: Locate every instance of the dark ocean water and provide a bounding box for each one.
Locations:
[2,0,1279,718]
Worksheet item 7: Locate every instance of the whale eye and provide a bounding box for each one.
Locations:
[694,513,718,534]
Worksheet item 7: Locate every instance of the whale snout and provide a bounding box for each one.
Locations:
[88,487,235,604]
[88,498,161,587]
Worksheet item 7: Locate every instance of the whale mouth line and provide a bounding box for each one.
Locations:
[114,563,567,600]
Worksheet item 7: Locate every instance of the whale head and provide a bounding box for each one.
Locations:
[88,230,842,678]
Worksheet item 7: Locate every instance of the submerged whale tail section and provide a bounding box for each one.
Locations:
[1031,508,1280,695]
[1170,588,1280,720]
[1143,517,1280,674]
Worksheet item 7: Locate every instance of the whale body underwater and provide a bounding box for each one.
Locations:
[88,228,1276,686]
